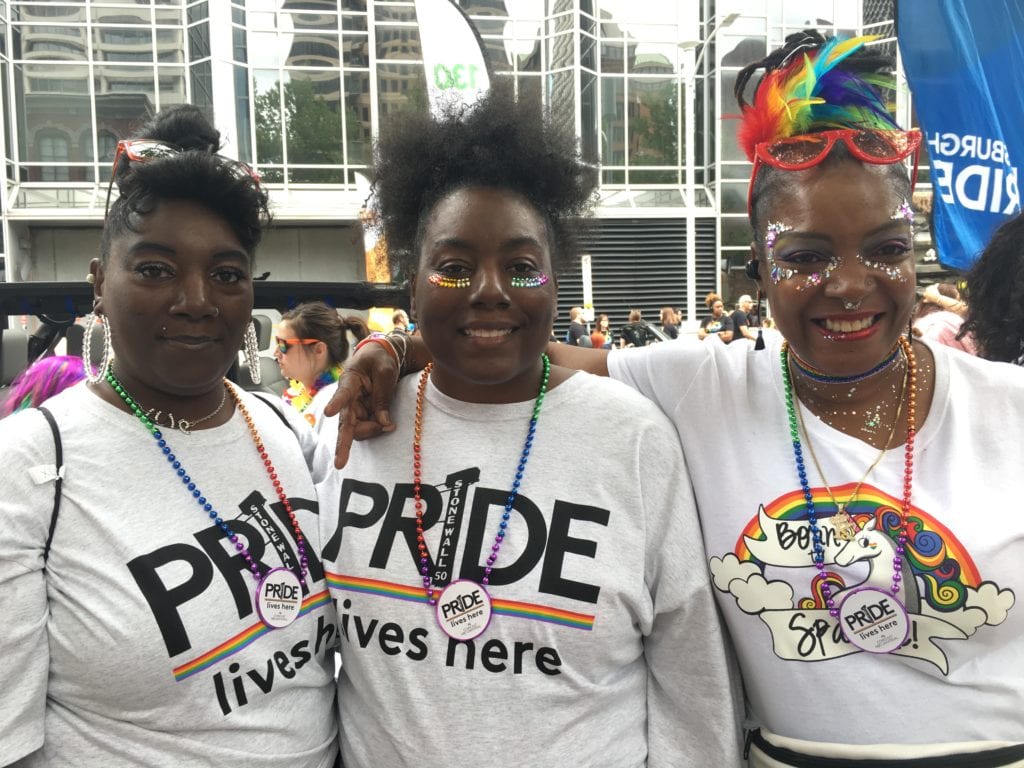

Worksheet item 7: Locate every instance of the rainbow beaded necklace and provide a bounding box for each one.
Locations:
[106,369,309,589]
[780,337,917,617]
[412,354,550,605]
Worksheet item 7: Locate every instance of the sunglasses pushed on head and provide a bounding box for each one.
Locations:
[105,139,261,217]
[747,128,922,214]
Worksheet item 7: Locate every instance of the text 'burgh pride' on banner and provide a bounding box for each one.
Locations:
[897,0,1024,270]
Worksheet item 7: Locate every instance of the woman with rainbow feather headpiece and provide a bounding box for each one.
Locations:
[325,29,1024,767]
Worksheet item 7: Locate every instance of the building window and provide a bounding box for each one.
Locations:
[37,132,71,181]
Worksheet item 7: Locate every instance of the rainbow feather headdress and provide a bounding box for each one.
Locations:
[737,35,900,162]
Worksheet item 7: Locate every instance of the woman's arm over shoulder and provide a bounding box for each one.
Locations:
[545,340,610,376]
[606,336,716,420]
[0,410,57,764]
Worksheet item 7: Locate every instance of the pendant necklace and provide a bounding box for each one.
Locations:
[793,353,907,541]
[781,337,917,654]
[412,354,550,641]
[106,369,309,628]
[127,385,228,435]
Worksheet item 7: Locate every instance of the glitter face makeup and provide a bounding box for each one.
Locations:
[765,221,839,290]
[856,253,910,282]
[428,273,470,289]
[845,200,912,282]
[890,198,914,223]
[765,221,793,284]
[510,273,550,289]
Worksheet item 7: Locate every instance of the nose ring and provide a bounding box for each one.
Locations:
[843,299,862,311]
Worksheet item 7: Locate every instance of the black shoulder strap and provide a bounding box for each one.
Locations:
[37,406,63,564]
[248,390,295,433]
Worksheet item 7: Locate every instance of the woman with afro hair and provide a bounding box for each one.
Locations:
[314,82,741,767]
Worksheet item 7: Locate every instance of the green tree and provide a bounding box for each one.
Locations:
[254,78,345,168]
[631,82,678,166]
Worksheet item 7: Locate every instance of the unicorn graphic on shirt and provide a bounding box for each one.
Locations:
[832,517,920,610]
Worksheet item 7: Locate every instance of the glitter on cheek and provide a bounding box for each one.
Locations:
[428,272,471,289]
[856,254,910,282]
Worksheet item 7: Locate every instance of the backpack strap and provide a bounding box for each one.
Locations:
[37,406,63,564]
[248,390,297,435]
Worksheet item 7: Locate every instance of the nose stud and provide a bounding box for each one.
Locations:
[843,299,862,311]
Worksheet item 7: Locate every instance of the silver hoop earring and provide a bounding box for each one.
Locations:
[243,320,262,384]
[83,313,112,384]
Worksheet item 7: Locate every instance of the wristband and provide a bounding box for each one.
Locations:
[385,331,408,375]
[354,333,399,365]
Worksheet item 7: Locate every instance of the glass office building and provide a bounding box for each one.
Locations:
[0,0,909,327]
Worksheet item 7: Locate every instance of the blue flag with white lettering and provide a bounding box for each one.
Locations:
[897,0,1024,270]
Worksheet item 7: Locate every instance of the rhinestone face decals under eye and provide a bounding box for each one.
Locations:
[428,273,470,289]
[510,273,550,289]
[856,253,910,282]
[856,201,914,282]
[765,221,840,290]
[428,271,551,289]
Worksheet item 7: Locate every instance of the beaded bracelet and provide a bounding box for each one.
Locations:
[353,332,399,365]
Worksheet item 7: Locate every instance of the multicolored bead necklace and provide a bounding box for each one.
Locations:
[412,355,550,606]
[781,336,916,618]
[106,369,309,614]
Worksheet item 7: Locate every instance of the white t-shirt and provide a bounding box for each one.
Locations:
[609,335,1024,748]
[307,381,338,436]
[0,383,338,767]
[314,371,742,768]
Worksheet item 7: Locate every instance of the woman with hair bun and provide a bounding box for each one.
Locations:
[274,300,368,432]
[0,105,338,766]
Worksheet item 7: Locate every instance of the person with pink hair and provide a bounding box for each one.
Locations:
[0,355,87,417]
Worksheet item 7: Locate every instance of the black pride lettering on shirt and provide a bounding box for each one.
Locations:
[126,489,325,657]
[321,467,610,605]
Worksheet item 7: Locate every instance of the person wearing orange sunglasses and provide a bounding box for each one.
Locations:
[274,301,368,432]
[0,105,339,766]
[326,30,1024,767]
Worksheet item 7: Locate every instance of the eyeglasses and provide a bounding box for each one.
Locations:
[747,128,922,214]
[275,337,320,355]
[105,139,261,217]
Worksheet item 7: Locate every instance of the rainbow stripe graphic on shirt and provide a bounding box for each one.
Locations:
[327,572,595,631]
[172,589,332,681]
[734,482,981,611]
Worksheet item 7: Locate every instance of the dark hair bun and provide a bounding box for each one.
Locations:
[133,104,221,152]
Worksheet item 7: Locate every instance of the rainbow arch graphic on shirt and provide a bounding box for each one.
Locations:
[327,572,596,631]
[734,482,981,595]
[172,589,332,681]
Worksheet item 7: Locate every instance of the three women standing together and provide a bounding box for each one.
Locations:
[2,28,1022,768]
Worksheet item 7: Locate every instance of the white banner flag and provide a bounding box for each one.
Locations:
[414,0,491,116]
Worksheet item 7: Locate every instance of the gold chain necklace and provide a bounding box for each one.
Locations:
[792,346,908,541]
